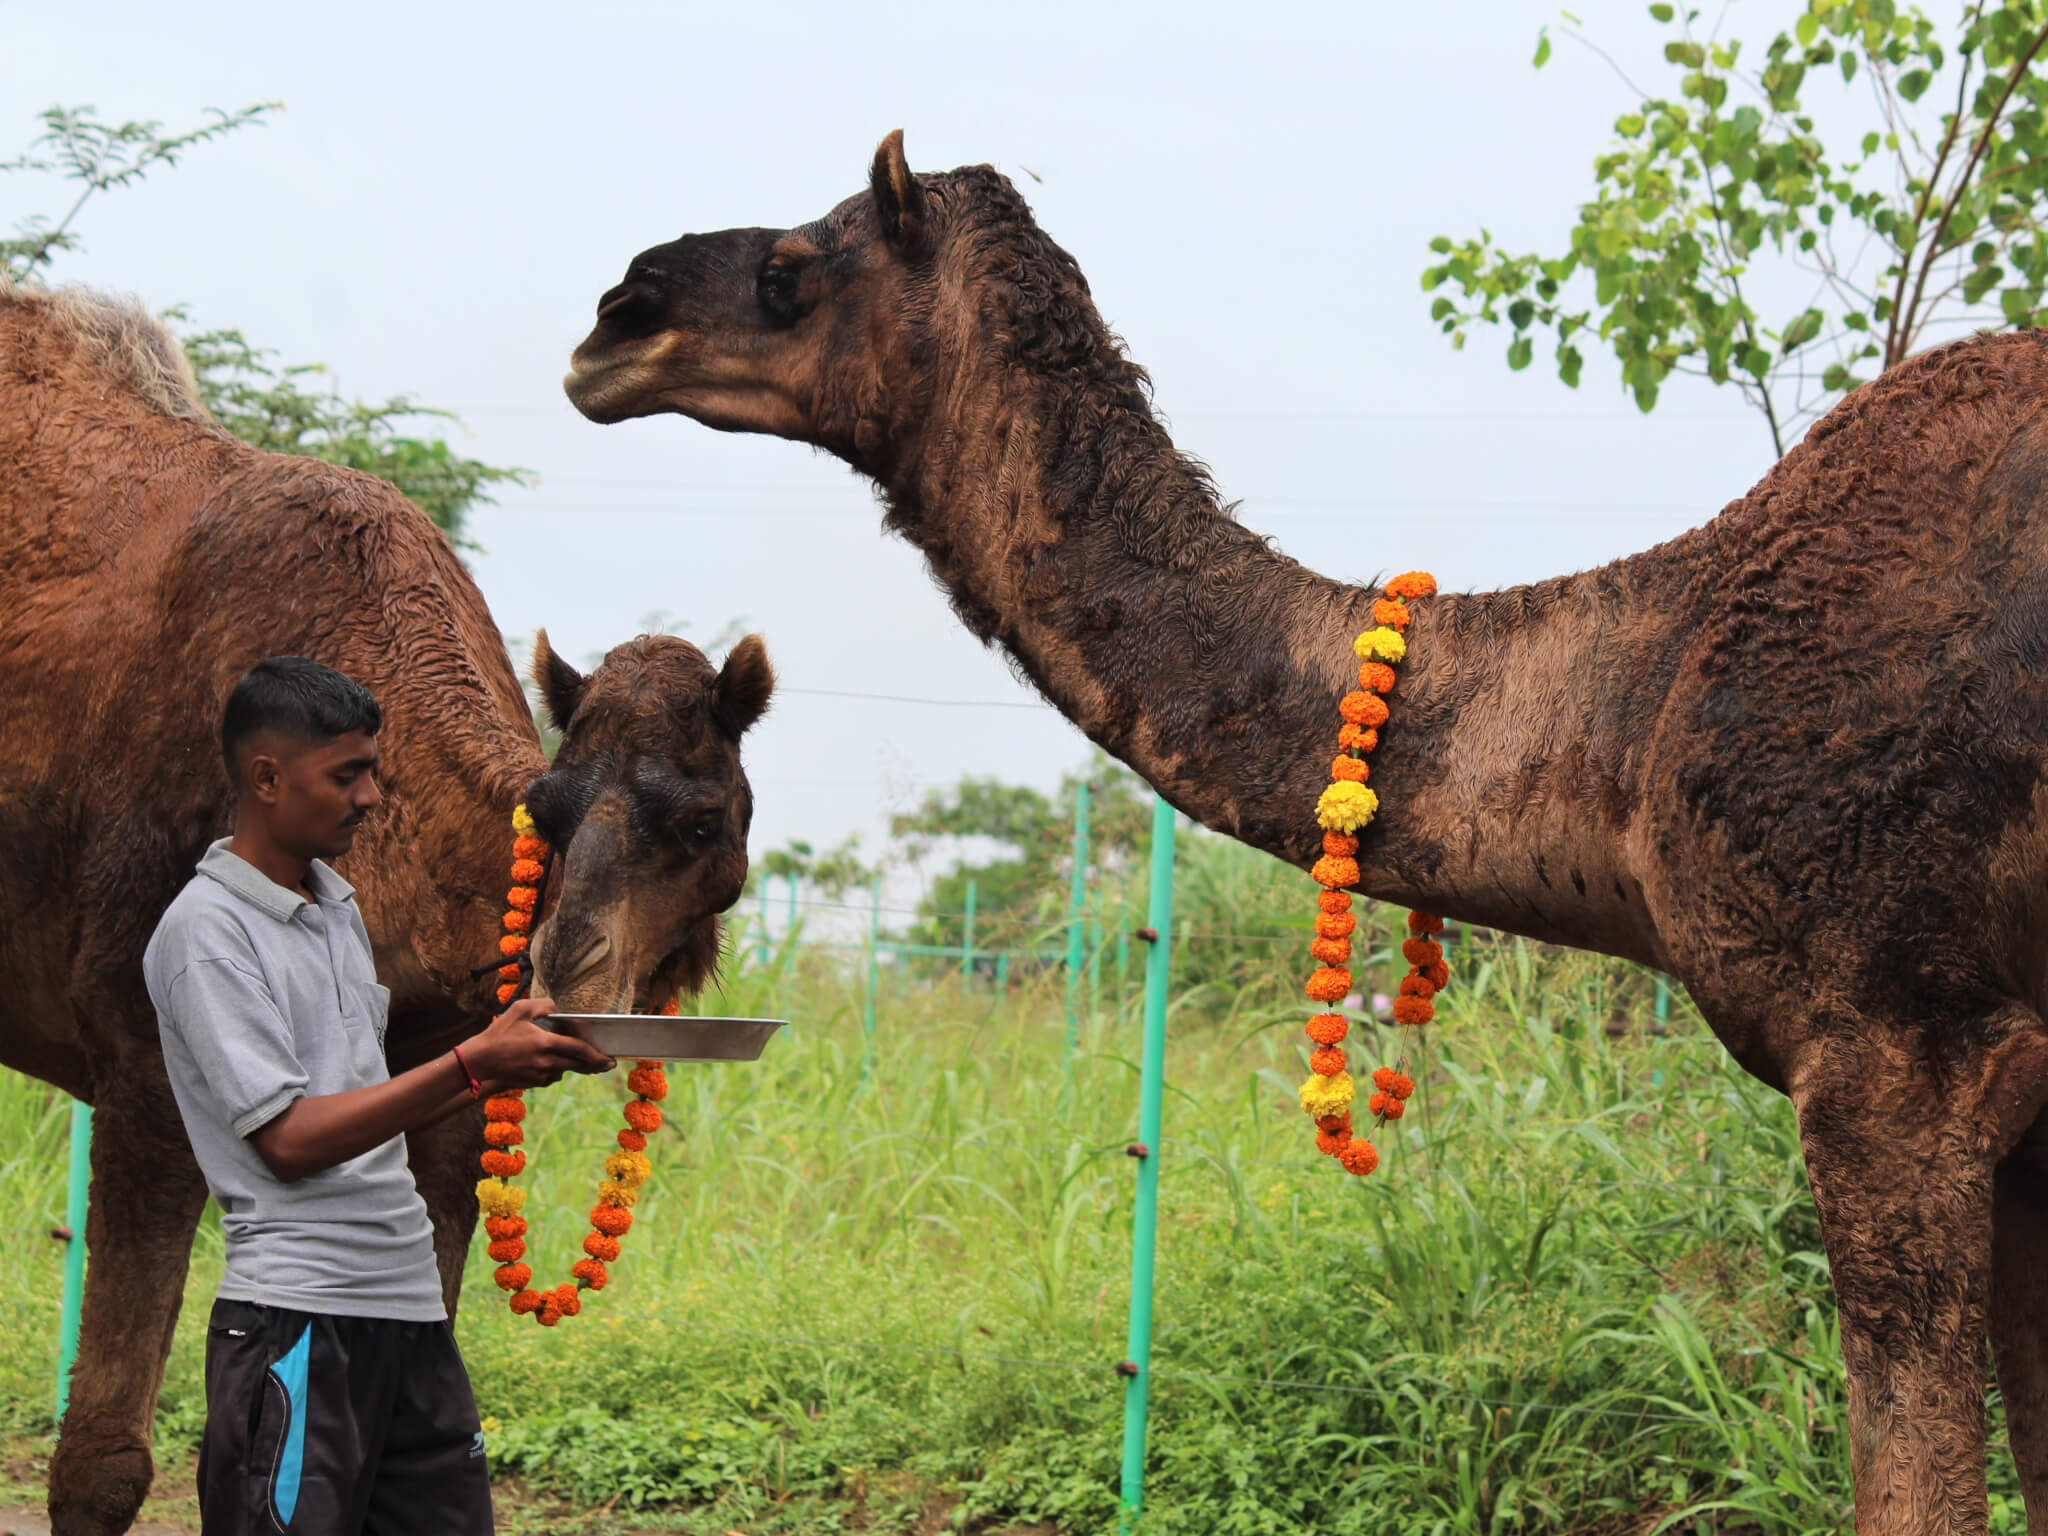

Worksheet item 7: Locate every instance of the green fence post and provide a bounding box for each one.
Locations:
[995,952,1009,991]
[1118,794,1176,1532]
[1065,782,1092,1068]
[55,1098,90,1425]
[1651,973,1672,1088]
[861,880,881,1084]
[755,877,769,967]
[961,880,978,983]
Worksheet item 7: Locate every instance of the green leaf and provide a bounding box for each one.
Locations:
[1559,344,1584,388]
[1650,2,1675,19]
[1534,27,1552,67]
[1508,335,1535,370]
[1741,344,1772,379]
[1780,308,1823,352]
[1898,68,1931,101]
[1796,11,1819,45]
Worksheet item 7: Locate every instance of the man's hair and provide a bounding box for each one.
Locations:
[220,657,382,782]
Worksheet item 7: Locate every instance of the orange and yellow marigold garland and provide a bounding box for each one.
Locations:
[476,802,675,1324]
[1299,572,1445,1176]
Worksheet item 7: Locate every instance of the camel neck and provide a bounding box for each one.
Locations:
[883,357,1708,968]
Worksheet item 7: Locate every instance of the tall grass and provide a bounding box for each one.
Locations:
[0,832,2031,1532]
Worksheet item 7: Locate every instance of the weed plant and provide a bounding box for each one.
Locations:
[0,833,2030,1532]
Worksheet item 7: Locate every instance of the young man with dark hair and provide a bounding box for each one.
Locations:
[145,655,612,1535]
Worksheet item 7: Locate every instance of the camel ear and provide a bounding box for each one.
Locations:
[532,628,586,731]
[869,129,925,252]
[714,634,775,737]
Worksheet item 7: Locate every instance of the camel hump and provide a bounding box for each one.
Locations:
[0,281,209,423]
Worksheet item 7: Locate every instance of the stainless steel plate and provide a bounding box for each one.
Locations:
[546,1014,787,1062]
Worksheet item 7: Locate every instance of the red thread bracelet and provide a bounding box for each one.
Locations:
[450,1044,482,1101]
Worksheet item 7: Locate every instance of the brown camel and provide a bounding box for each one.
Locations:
[564,131,2048,1533]
[0,282,775,1536]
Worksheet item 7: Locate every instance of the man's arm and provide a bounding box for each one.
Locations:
[250,1000,613,1183]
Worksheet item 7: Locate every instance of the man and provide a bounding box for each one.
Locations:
[144,656,612,1535]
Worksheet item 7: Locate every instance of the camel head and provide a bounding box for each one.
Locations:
[566,129,1035,471]
[521,630,774,1015]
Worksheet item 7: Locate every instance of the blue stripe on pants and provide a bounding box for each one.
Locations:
[267,1324,311,1526]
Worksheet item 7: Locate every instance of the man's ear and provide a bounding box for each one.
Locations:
[243,747,284,806]
[713,635,775,737]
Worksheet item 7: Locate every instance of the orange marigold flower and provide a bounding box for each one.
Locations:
[1309,936,1351,966]
[1329,754,1369,783]
[1391,995,1435,1028]
[1322,830,1358,858]
[487,1237,525,1264]
[590,1204,634,1238]
[479,1149,526,1178]
[503,909,532,935]
[495,982,518,1006]
[1315,1127,1348,1156]
[1398,973,1437,999]
[498,962,523,982]
[626,1064,669,1101]
[483,1121,524,1148]
[1306,1012,1348,1046]
[1315,911,1357,940]
[1310,855,1360,889]
[512,836,547,862]
[1309,1045,1346,1076]
[1387,1071,1415,1100]
[1337,724,1379,754]
[536,1305,561,1327]
[510,858,546,886]
[1381,1096,1407,1120]
[1367,1090,1390,1117]
[616,1128,648,1152]
[1317,890,1352,915]
[508,1289,543,1316]
[571,1258,610,1290]
[506,886,538,913]
[583,1231,622,1262]
[622,1100,662,1134]
[1385,571,1437,599]
[1407,911,1444,935]
[1425,962,1449,991]
[498,934,529,957]
[494,1262,531,1292]
[1372,1067,1399,1093]
[1339,691,1390,728]
[484,1095,526,1123]
[1401,937,1444,968]
[554,1285,582,1318]
[1338,1137,1380,1176]
[1359,661,1396,693]
[1373,598,1410,629]
[1305,966,1352,1004]
[1316,1112,1352,1136]
[484,1215,528,1242]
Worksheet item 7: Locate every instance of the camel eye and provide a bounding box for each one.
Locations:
[758,261,802,322]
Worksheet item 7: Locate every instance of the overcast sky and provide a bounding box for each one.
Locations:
[7,0,1782,907]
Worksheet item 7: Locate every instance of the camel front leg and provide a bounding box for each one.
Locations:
[47,1081,209,1536]
[1993,1154,2048,1531]
[1800,1080,1996,1535]
[406,1097,487,1315]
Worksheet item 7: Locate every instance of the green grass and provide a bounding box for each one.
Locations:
[1,836,2034,1533]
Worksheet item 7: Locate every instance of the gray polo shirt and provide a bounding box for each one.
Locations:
[144,841,444,1321]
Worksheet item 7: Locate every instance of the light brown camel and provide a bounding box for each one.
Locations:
[565,131,2048,1533]
[0,283,775,1536]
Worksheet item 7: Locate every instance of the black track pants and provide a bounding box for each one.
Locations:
[197,1298,494,1535]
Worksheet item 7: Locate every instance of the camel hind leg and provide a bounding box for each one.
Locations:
[46,1064,208,1536]
[1994,1142,2048,1532]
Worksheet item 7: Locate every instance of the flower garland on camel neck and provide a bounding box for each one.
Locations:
[1299,572,1447,1176]
[474,802,675,1326]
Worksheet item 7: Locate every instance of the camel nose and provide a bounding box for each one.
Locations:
[594,280,670,341]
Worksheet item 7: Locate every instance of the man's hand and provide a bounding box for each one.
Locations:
[461,998,615,1091]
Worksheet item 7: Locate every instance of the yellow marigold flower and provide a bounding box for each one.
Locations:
[1315,781,1379,833]
[1298,1070,1356,1120]
[596,1179,640,1208]
[476,1178,527,1217]
[1353,626,1407,664]
[511,804,536,837]
[604,1150,653,1189]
